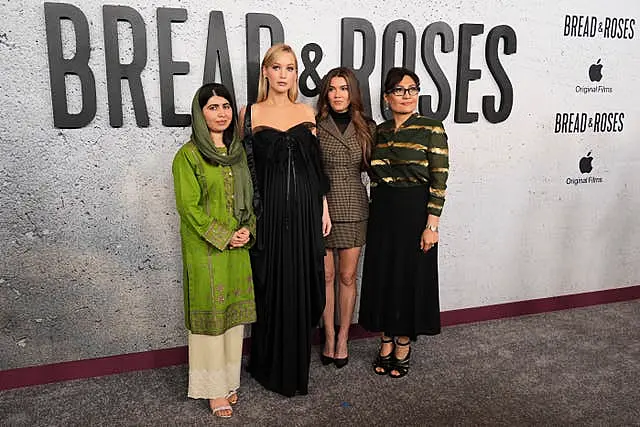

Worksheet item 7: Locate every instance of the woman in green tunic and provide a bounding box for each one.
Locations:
[172,83,256,418]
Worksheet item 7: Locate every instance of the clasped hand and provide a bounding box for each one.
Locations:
[229,227,251,248]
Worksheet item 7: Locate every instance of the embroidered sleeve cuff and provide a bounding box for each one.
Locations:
[203,219,234,251]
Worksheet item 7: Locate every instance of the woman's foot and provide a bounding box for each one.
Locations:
[389,338,411,378]
[321,334,335,365]
[225,391,238,405]
[334,335,349,369]
[373,336,394,375]
[210,397,232,418]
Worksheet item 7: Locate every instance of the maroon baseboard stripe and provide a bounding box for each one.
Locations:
[0,346,188,391]
[440,285,640,326]
[1,285,638,391]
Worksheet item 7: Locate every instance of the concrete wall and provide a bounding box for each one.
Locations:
[1,0,639,370]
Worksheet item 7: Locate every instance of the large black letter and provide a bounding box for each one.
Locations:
[157,8,189,127]
[341,18,376,117]
[420,22,454,121]
[44,2,96,128]
[203,11,236,100]
[245,13,284,104]
[455,24,483,123]
[103,5,149,127]
[483,25,517,123]
[380,20,416,120]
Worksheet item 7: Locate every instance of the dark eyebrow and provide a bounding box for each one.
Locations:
[206,102,230,108]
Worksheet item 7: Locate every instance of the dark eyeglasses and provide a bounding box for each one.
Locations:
[387,86,420,97]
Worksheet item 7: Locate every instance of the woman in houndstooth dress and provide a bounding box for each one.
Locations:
[316,67,376,369]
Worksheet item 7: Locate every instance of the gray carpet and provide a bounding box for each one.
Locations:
[1,300,639,426]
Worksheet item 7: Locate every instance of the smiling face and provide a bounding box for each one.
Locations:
[385,75,420,115]
[327,76,351,113]
[263,51,297,94]
[201,95,233,134]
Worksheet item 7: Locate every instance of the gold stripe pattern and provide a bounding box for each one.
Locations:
[371,158,429,167]
[403,125,445,134]
[376,142,429,152]
[428,147,449,155]
[431,167,449,173]
[429,187,446,198]
[382,176,420,183]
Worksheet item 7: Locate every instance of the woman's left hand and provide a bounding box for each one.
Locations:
[322,198,332,237]
[230,227,251,248]
[420,228,438,252]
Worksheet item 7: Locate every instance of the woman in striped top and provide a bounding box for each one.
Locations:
[359,67,449,378]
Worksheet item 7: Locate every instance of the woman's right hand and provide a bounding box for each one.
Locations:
[322,198,332,237]
[229,227,250,248]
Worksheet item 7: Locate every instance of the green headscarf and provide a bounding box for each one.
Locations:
[189,88,254,228]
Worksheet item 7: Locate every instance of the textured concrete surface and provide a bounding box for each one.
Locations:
[0,301,638,426]
[1,0,640,370]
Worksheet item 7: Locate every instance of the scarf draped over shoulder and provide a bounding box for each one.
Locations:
[189,89,253,228]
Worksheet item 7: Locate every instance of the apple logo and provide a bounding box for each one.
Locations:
[579,151,593,173]
[589,59,603,82]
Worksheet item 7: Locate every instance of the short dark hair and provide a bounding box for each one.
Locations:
[383,67,420,94]
[197,83,237,147]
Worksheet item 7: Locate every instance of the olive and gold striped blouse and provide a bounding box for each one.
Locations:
[369,113,449,217]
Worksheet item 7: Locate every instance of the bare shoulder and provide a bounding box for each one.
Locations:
[296,103,316,123]
[294,104,316,135]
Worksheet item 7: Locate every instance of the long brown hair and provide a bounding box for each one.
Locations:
[256,43,299,103]
[317,67,373,167]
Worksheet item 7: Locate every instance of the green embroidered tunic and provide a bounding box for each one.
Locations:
[173,142,257,336]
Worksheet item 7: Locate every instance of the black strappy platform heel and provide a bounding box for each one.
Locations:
[389,339,411,378]
[373,336,394,375]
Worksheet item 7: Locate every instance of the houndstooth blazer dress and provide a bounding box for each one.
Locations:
[317,115,375,248]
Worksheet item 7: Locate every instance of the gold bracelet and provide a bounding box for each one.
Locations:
[425,224,438,232]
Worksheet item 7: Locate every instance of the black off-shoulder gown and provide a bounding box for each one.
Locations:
[247,122,328,397]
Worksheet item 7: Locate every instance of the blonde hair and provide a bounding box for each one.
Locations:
[256,43,299,103]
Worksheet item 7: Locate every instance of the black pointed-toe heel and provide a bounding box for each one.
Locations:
[334,339,349,368]
[334,356,349,369]
[320,353,334,365]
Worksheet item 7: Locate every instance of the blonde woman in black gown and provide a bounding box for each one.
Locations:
[240,43,331,397]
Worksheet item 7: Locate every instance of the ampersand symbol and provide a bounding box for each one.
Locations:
[598,21,603,32]
[299,43,323,97]
[588,117,593,128]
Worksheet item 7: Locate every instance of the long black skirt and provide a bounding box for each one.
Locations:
[359,183,441,339]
